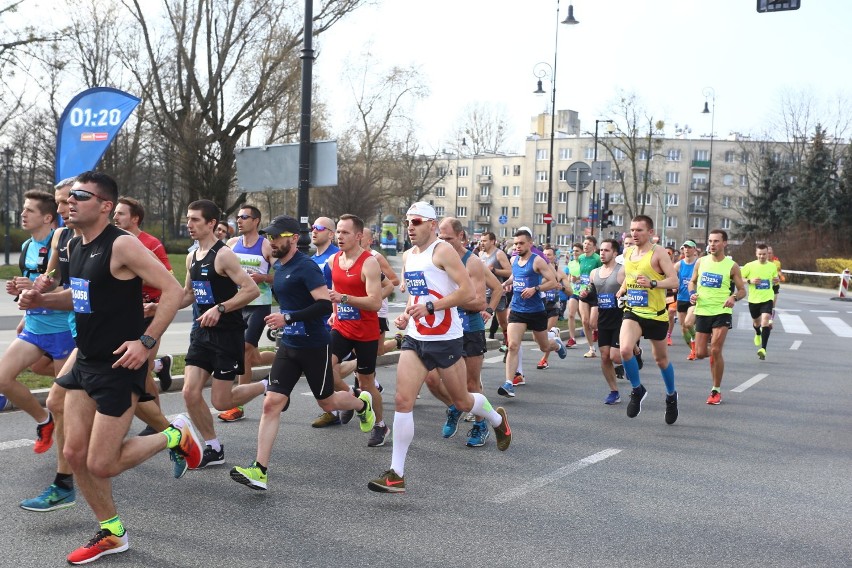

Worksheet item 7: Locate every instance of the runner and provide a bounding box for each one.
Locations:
[767,245,783,323]
[479,231,511,346]
[582,239,624,405]
[674,240,699,360]
[615,215,680,424]
[179,199,267,468]
[18,171,202,565]
[578,236,602,358]
[362,227,401,356]
[740,243,779,361]
[229,215,374,491]
[563,243,584,348]
[218,205,275,423]
[498,229,566,398]
[688,229,746,404]
[367,202,511,493]
[664,246,678,346]
[536,246,571,370]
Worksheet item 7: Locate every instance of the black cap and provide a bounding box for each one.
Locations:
[259,215,300,237]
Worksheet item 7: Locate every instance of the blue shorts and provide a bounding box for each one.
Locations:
[18,329,75,360]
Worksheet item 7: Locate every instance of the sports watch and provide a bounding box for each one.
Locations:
[216,303,227,314]
[139,335,157,349]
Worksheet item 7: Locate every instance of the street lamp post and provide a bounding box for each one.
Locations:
[702,86,715,247]
[591,118,614,237]
[533,0,578,245]
[2,147,13,266]
[454,137,468,218]
[296,0,315,253]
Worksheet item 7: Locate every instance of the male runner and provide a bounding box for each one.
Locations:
[741,243,780,360]
[498,229,566,398]
[577,236,602,358]
[367,202,511,493]
[479,231,511,344]
[688,229,746,404]
[583,239,624,405]
[536,246,571,370]
[179,199,266,468]
[19,171,202,564]
[219,205,275,422]
[362,227,401,356]
[229,215,373,490]
[767,245,783,323]
[674,240,699,360]
[615,215,680,424]
[564,242,584,348]
[327,214,386,446]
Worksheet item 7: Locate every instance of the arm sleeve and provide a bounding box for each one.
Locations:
[288,299,332,322]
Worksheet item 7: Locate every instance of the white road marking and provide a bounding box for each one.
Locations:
[777,313,811,334]
[790,340,802,350]
[776,309,801,312]
[484,355,504,364]
[0,439,34,451]
[731,373,769,393]
[818,317,852,338]
[811,310,838,313]
[490,448,622,504]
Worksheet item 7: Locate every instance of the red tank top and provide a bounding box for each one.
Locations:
[331,250,380,341]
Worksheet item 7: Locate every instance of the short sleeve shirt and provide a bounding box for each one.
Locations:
[274,252,331,349]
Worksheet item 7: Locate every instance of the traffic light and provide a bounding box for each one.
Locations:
[757,0,800,13]
[600,193,613,230]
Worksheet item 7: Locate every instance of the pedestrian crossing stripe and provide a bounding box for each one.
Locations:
[736,312,852,337]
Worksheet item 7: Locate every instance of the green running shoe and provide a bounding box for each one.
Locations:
[230,463,268,491]
[357,391,376,433]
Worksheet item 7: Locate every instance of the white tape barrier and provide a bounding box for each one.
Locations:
[781,270,844,278]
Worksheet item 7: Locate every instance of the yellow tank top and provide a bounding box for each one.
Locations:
[623,245,667,321]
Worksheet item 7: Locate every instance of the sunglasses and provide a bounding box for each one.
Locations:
[311,224,329,232]
[237,214,257,220]
[69,188,110,202]
[404,218,430,227]
[265,232,295,240]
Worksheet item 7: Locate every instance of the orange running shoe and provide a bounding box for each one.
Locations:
[218,406,245,422]
[67,529,128,565]
[706,391,722,405]
[34,413,55,454]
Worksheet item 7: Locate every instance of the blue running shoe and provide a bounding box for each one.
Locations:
[604,391,621,405]
[442,405,463,438]
[466,420,490,447]
[170,449,188,479]
[497,381,516,398]
[20,483,76,512]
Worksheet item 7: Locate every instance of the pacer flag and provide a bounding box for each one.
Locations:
[55,87,141,182]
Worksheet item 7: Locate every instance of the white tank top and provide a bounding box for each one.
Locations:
[370,249,389,318]
[403,239,463,341]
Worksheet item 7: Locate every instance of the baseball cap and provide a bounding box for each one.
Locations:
[406,202,437,219]
[517,226,533,237]
[681,239,697,248]
[259,215,300,237]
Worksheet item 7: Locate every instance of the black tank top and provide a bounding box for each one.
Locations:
[189,240,243,330]
[70,224,145,363]
[57,228,77,287]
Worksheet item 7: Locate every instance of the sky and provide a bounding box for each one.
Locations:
[314,0,852,153]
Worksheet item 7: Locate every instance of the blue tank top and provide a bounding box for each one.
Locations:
[23,231,72,335]
[677,259,697,302]
[458,250,485,332]
[510,255,544,313]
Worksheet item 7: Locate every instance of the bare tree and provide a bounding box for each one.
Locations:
[453,102,511,154]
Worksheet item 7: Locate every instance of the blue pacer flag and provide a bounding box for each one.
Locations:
[55,87,141,183]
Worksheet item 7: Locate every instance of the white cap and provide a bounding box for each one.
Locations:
[517,226,533,237]
[406,202,437,220]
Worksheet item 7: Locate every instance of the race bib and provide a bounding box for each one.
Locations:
[404,271,429,296]
[458,308,470,331]
[280,311,306,336]
[337,304,362,320]
[597,293,615,309]
[700,272,723,289]
[756,279,770,290]
[580,274,590,286]
[513,276,530,293]
[626,288,649,308]
[544,289,557,302]
[192,280,215,304]
[70,277,92,313]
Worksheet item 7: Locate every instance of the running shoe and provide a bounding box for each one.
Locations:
[218,406,245,422]
[566,337,577,348]
[442,406,463,438]
[368,469,406,493]
[499,344,508,353]
[754,333,761,346]
[34,413,54,454]
[493,407,512,451]
[356,391,376,433]
[169,448,187,479]
[230,462,268,491]
[551,328,567,359]
[635,347,644,369]
[367,424,390,447]
[20,483,76,512]
[170,413,203,470]
[757,348,766,360]
[196,445,225,469]
[626,385,648,418]
[665,392,679,424]
[311,412,341,428]
[497,381,516,398]
[614,364,625,380]
[666,334,673,346]
[706,390,721,405]
[536,358,549,370]
[339,407,355,425]
[156,354,173,392]
[583,348,597,359]
[512,372,526,386]
[604,391,621,405]
[463,412,476,422]
[687,344,696,361]
[466,420,490,447]
[66,528,128,565]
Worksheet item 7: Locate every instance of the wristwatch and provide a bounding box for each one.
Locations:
[650,280,658,289]
[485,307,495,316]
[534,285,541,292]
[284,312,293,323]
[340,294,349,304]
[425,301,435,315]
[139,335,157,349]
[216,303,227,314]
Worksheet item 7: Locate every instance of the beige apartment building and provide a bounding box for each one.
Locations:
[426,110,756,250]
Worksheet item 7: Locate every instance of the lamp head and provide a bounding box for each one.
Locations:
[702,101,711,114]
[562,4,579,25]
[534,80,546,95]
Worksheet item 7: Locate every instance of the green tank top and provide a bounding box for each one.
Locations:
[622,245,667,321]
[695,256,735,316]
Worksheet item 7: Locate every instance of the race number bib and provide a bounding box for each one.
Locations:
[513,276,530,293]
[544,289,557,302]
[192,280,215,304]
[626,288,649,308]
[580,274,591,286]
[700,272,723,289]
[756,279,770,290]
[404,271,429,296]
[279,310,306,336]
[70,277,92,313]
[337,304,362,320]
[458,308,471,331]
[597,293,615,310]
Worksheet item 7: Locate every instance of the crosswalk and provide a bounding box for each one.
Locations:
[736,309,852,337]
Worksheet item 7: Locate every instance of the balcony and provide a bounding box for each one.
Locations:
[477,194,492,204]
[477,174,493,184]
[475,215,491,225]
[690,182,708,192]
[688,204,707,214]
[691,160,711,169]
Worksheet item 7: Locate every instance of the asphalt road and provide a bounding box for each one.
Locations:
[0,282,850,567]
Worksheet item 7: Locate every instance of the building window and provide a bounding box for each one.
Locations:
[694,149,709,161]
[536,149,548,160]
[536,170,548,182]
[558,192,567,203]
[457,186,468,197]
[739,175,748,187]
[667,149,681,161]
[740,151,750,164]
[613,148,626,160]
[636,193,652,205]
[503,165,511,175]
[511,207,520,217]
[666,216,678,228]
[665,171,680,184]
[666,193,679,207]
[738,196,746,208]
[723,174,734,186]
[435,206,445,217]
[513,165,521,176]
[558,169,569,181]
[557,213,568,224]
[585,147,595,160]
[721,196,731,209]
[724,150,735,163]
[559,148,572,160]
[480,186,490,196]
[457,166,469,177]
[481,165,491,176]
[693,195,706,207]
[613,215,624,227]
[435,186,445,197]
[456,206,467,217]
[690,216,705,229]
[720,217,732,230]
[535,192,548,203]
[501,185,509,197]
[437,167,447,177]
[500,206,508,216]
[638,149,650,161]
[534,213,544,224]
[513,186,521,196]
[557,234,571,246]
[479,205,490,217]
[499,227,507,238]
[608,193,624,205]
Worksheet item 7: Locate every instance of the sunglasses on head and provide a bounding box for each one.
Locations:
[237,214,257,220]
[404,217,430,227]
[265,232,295,240]
[311,224,329,232]
[69,188,110,202]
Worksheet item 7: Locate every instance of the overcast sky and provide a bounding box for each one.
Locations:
[315,0,851,153]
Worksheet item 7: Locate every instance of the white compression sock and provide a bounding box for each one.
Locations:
[390,411,414,476]
[470,393,502,428]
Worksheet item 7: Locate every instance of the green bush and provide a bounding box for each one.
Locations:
[815,258,852,274]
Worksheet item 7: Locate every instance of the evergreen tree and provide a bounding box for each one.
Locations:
[791,125,836,229]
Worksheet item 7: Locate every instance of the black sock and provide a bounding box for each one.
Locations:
[761,326,771,349]
[360,401,368,413]
[54,473,73,490]
[254,461,268,474]
[753,325,761,336]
